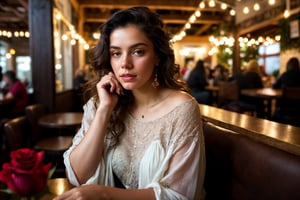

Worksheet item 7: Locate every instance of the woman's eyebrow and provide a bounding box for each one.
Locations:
[110,42,148,50]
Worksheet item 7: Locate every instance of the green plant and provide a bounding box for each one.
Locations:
[279,13,300,52]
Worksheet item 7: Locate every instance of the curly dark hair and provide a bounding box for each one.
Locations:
[86,6,187,147]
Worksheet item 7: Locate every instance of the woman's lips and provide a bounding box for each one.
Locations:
[120,74,136,82]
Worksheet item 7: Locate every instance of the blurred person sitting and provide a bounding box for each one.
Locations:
[272,57,300,123]
[182,60,195,81]
[187,59,211,104]
[74,68,88,90]
[211,63,228,86]
[2,70,28,117]
[273,57,300,89]
[230,60,264,117]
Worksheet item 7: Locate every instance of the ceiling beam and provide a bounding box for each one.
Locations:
[195,24,212,35]
[77,0,202,10]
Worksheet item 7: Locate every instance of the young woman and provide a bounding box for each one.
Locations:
[55,6,205,200]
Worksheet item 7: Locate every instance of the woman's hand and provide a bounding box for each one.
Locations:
[97,72,123,111]
[53,185,103,200]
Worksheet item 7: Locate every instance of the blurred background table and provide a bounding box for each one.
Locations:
[241,88,282,118]
[38,112,83,129]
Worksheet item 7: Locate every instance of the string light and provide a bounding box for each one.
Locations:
[171,0,281,42]
[53,8,89,49]
[0,30,29,38]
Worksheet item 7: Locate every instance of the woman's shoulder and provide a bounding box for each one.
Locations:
[161,89,198,113]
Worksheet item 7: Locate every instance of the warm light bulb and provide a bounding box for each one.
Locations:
[268,0,276,5]
[243,6,249,14]
[189,15,196,23]
[9,49,16,55]
[254,3,260,11]
[275,35,281,41]
[25,31,30,38]
[199,2,205,9]
[209,0,216,7]
[284,9,290,18]
[195,10,201,17]
[55,13,61,20]
[230,9,236,16]
[185,23,191,29]
[221,3,227,10]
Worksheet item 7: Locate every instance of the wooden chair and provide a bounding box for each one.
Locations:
[278,87,300,127]
[217,81,256,115]
[25,104,73,177]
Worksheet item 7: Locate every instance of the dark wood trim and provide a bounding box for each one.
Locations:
[29,0,55,112]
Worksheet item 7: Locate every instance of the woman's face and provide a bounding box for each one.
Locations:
[109,24,159,91]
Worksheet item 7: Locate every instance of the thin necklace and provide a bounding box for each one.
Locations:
[135,91,172,119]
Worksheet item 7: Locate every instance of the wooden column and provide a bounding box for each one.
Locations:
[29,0,55,112]
[232,28,240,75]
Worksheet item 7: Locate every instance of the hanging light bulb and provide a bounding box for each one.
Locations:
[195,10,201,17]
[185,23,191,29]
[268,0,276,5]
[230,9,236,16]
[208,0,216,7]
[199,2,205,9]
[253,3,260,11]
[243,6,249,14]
[221,3,227,10]
[284,9,290,18]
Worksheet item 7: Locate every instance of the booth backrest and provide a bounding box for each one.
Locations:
[203,121,300,200]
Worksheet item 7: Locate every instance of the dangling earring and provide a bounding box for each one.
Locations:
[152,67,159,88]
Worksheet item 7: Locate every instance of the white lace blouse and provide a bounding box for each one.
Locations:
[64,98,205,200]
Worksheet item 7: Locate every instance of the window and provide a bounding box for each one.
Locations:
[258,43,280,75]
[16,56,31,89]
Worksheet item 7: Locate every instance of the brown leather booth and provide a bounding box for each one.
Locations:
[203,121,300,200]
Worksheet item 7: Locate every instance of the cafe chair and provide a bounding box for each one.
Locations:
[217,81,256,116]
[25,104,73,177]
[277,87,300,127]
[3,116,30,152]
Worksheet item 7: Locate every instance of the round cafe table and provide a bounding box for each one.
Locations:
[38,112,83,129]
[41,178,74,200]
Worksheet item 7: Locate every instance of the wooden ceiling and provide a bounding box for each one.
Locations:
[0,0,28,31]
[0,0,284,43]
[75,0,235,41]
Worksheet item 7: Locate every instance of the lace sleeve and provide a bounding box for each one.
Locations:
[149,99,206,200]
[63,98,97,185]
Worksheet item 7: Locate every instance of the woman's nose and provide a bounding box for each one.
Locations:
[120,54,132,69]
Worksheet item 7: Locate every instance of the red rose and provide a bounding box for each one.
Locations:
[0,148,52,197]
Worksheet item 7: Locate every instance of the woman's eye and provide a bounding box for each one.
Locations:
[132,49,145,56]
[111,51,121,57]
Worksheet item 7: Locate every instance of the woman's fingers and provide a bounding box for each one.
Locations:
[99,72,122,95]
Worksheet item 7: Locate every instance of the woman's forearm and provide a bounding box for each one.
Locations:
[69,107,112,184]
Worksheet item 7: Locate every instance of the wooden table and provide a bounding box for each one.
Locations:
[205,85,219,92]
[39,112,83,129]
[199,104,300,156]
[241,88,282,118]
[41,178,74,200]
